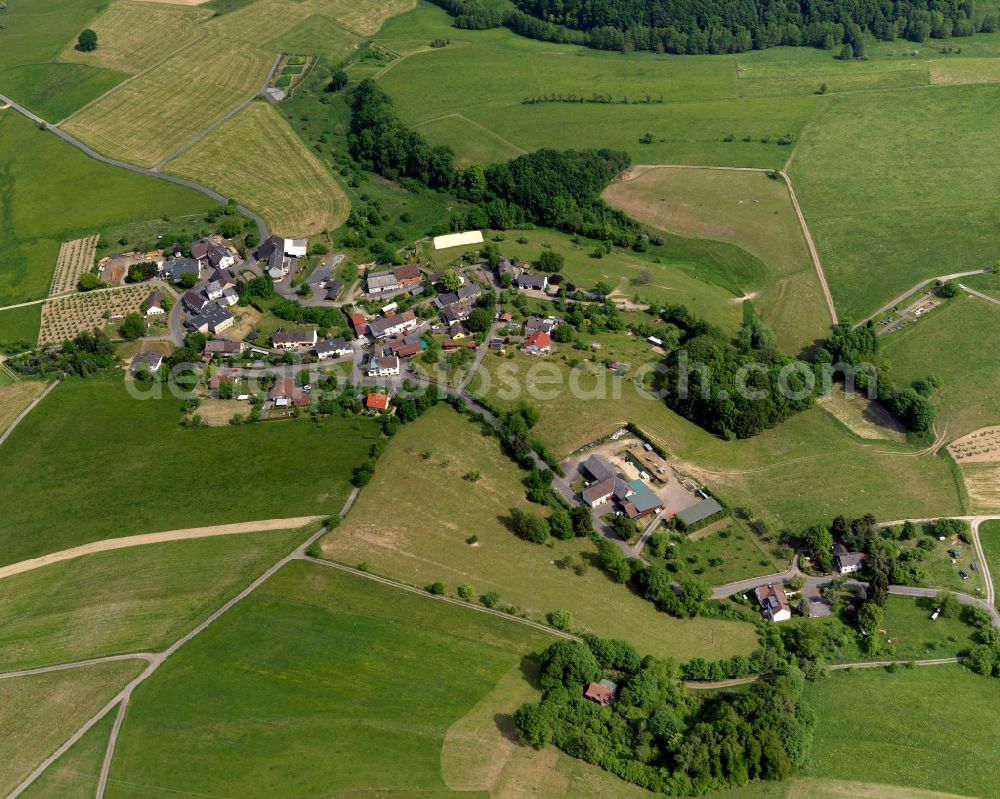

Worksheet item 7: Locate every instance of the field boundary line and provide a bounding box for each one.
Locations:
[413,112,527,155]
[0,515,325,581]
[779,170,838,326]
[685,657,961,689]
[0,653,155,681]
[0,380,57,448]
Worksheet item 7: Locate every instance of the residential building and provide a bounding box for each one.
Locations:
[182,290,209,313]
[203,339,245,358]
[393,264,422,287]
[523,330,552,355]
[366,355,400,377]
[833,542,866,574]
[142,291,165,316]
[271,329,318,349]
[756,583,792,623]
[584,680,618,706]
[187,302,234,335]
[130,351,163,374]
[389,338,423,358]
[367,310,417,339]
[350,313,368,338]
[162,257,200,284]
[205,279,226,301]
[191,238,236,270]
[523,316,558,335]
[268,377,309,408]
[366,269,399,295]
[315,338,353,359]
[266,248,291,281]
[582,478,616,508]
[366,392,390,411]
[516,273,548,291]
[497,258,523,282]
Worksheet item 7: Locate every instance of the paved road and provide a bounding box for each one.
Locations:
[0,380,58,448]
[853,269,988,328]
[0,515,325,581]
[0,92,269,244]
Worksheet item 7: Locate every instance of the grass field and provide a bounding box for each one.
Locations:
[0,527,310,670]
[790,84,1000,321]
[0,377,377,565]
[0,112,217,307]
[415,113,526,166]
[979,520,1000,607]
[603,166,830,352]
[264,14,363,62]
[0,381,46,438]
[19,712,115,799]
[472,351,963,527]
[106,560,554,797]
[1,660,145,797]
[882,293,1000,441]
[167,101,350,237]
[323,404,759,661]
[0,305,43,347]
[62,36,273,167]
[929,57,1000,84]
[655,523,788,586]
[57,0,210,75]
[802,666,1000,798]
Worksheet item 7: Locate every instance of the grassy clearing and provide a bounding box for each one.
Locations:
[0,305,43,346]
[0,381,46,438]
[0,112,216,307]
[0,527,309,670]
[57,0,210,75]
[107,560,553,797]
[472,351,963,527]
[979,520,1000,606]
[414,114,525,166]
[929,57,1000,84]
[19,712,115,799]
[167,101,349,237]
[0,660,145,797]
[790,85,1000,320]
[603,166,829,352]
[817,385,907,442]
[882,293,1000,440]
[264,14,363,62]
[62,36,273,167]
[652,523,788,586]
[0,377,377,565]
[802,666,1000,798]
[323,404,759,661]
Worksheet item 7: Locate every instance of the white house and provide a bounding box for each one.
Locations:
[367,310,417,339]
[284,238,308,258]
[755,584,791,623]
[366,355,400,377]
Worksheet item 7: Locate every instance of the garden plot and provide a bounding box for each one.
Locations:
[39,285,148,345]
[49,235,99,296]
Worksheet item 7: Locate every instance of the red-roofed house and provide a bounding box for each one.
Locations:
[351,313,368,338]
[523,330,552,355]
[366,392,390,411]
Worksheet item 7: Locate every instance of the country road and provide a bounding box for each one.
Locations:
[0,380,58,448]
[853,269,989,328]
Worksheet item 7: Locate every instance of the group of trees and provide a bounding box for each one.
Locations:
[346,80,639,245]
[433,0,995,56]
[513,637,814,794]
[11,328,117,378]
[270,298,346,334]
[661,304,817,439]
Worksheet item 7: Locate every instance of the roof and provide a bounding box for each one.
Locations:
[581,454,615,484]
[393,264,421,282]
[624,479,663,515]
[390,340,422,358]
[517,274,548,290]
[188,302,233,332]
[433,230,484,250]
[675,497,724,526]
[268,376,309,406]
[582,478,615,504]
[755,583,790,615]
[272,329,317,346]
[315,338,351,356]
[368,310,416,338]
[836,552,867,568]
[366,392,390,410]
[132,351,162,370]
[163,257,199,279]
[367,270,398,290]
[584,682,615,705]
[325,280,343,300]
[204,339,243,354]
[142,291,164,311]
[525,330,551,349]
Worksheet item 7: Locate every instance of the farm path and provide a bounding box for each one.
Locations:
[0,516,326,581]
[959,284,1000,308]
[686,657,962,689]
[853,269,989,328]
[0,92,270,244]
[0,379,58,448]
[415,112,528,155]
[0,654,155,681]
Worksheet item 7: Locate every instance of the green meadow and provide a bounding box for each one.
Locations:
[0,377,377,565]
[19,712,116,799]
[106,561,555,798]
[0,527,311,670]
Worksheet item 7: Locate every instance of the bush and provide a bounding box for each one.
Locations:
[458,583,473,600]
[481,591,500,608]
[426,581,446,595]
[509,507,550,544]
[352,462,375,487]
[547,608,573,630]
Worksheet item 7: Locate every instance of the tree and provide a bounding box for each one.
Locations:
[78,272,105,291]
[217,380,235,400]
[439,269,462,292]
[857,601,883,635]
[119,312,145,340]
[327,68,349,92]
[178,272,199,289]
[938,280,961,298]
[548,508,574,540]
[966,644,995,677]
[352,462,375,487]
[538,640,599,689]
[509,507,550,544]
[570,506,594,537]
[426,581,445,595]
[537,250,564,273]
[467,306,492,333]
[934,590,961,618]
[838,42,854,60]
[513,703,552,747]
[77,28,98,52]
[457,583,473,600]
[547,608,572,630]
[801,524,833,572]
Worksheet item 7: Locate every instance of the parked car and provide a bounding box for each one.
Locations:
[959,570,970,580]
[971,562,978,571]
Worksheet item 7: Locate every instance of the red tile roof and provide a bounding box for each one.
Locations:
[366,392,390,410]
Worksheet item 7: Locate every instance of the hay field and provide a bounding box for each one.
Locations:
[58,1,210,75]
[264,14,363,63]
[0,382,47,438]
[49,236,99,296]
[62,37,273,167]
[818,385,907,442]
[39,285,147,344]
[167,102,349,237]
[315,0,416,36]
[603,166,829,352]
[929,57,1000,84]
[205,0,314,41]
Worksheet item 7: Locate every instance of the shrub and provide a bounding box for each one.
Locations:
[426,581,446,595]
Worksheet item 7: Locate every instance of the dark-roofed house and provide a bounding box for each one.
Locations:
[325,280,344,301]
[142,291,165,316]
[393,264,422,286]
[366,354,400,377]
[367,310,416,339]
[834,546,866,575]
[162,257,200,284]
[131,351,163,374]
[187,302,234,335]
[204,339,245,358]
[268,376,309,408]
[182,290,208,313]
[582,478,616,508]
[272,329,318,349]
[516,273,548,291]
[191,239,236,270]
[366,269,398,295]
[523,316,557,335]
[755,583,791,622]
[581,454,616,484]
[315,338,352,359]
[584,680,618,706]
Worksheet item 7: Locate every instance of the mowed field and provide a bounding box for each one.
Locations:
[790,84,1000,321]
[167,102,349,237]
[104,561,555,797]
[603,166,830,352]
[57,1,211,75]
[323,405,758,661]
[0,527,310,670]
[0,377,377,565]
[1,660,145,797]
[0,381,47,438]
[18,712,116,799]
[0,112,216,313]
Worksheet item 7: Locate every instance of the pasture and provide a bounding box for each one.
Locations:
[0,112,216,307]
[105,560,554,797]
[653,523,788,586]
[19,713,115,799]
[0,381,47,438]
[62,37,274,167]
[472,351,963,527]
[802,666,1000,798]
[0,526,310,670]
[1,660,145,797]
[0,305,43,348]
[603,166,829,352]
[57,0,210,75]
[166,102,350,237]
[979,520,1000,606]
[790,84,1000,320]
[323,404,760,662]
[0,377,378,565]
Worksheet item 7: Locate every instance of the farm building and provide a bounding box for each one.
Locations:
[142,291,165,316]
[393,264,422,287]
[621,479,663,520]
[187,302,234,335]
[162,257,201,284]
[325,280,344,302]
[675,497,724,527]
[366,270,399,295]
[204,339,244,358]
[581,454,616,484]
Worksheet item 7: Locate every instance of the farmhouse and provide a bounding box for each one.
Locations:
[191,238,235,270]
[366,392,390,411]
[266,248,292,281]
[204,339,244,358]
[621,479,663,520]
[182,290,209,313]
[584,680,618,706]
[315,338,352,359]
[162,257,200,284]
[393,264,422,287]
[187,302,234,335]
[130,351,163,374]
[367,310,417,339]
[581,454,616,484]
[142,291,165,316]
[516,273,549,291]
[366,270,399,295]
[271,329,318,349]
[366,355,401,377]
[523,330,552,355]
[756,584,791,623]
[256,235,307,260]
[833,542,867,574]
[268,377,309,408]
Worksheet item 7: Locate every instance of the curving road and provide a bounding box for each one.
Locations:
[853,269,989,328]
